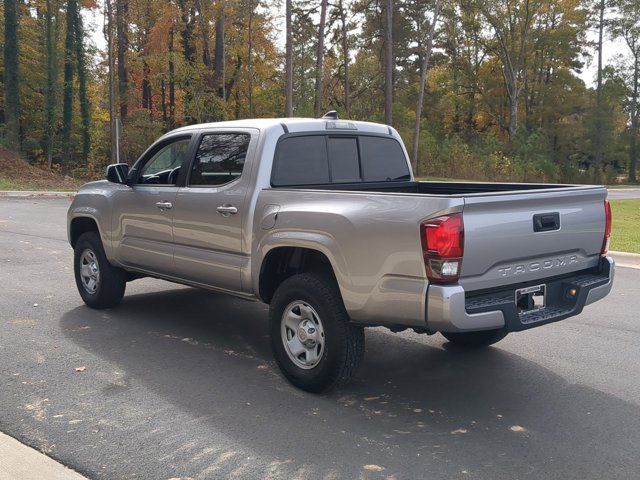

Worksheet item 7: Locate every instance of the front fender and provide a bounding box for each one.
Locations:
[67,181,120,262]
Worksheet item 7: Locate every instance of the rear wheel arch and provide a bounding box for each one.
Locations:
[259,246,340,304]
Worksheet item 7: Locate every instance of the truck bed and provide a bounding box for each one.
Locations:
[272,180,581,195]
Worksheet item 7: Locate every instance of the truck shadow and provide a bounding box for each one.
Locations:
[60,286,639,479]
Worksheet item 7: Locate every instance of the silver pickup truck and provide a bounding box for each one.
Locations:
[67,116,614,392]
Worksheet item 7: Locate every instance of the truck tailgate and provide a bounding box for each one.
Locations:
[460,187,607,292]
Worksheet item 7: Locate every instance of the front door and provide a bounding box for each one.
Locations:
[171,131,254,292]
[112,135,192,275]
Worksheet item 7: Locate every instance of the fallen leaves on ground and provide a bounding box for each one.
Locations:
[363,464,385,472]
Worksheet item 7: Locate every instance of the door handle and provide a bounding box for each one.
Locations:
[217,204,238,216]
[155,201,173,210]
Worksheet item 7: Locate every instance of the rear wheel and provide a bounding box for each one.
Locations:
[269,273,365,393]
[74,231,126,309]
[441,329,508,348]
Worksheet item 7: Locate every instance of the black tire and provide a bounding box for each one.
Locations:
[441,329,508,348]
[74,231,126,309]
[269,273,365,393]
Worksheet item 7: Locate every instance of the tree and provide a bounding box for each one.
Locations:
[44,0,59,169]
[383,0,393,125]
[411,0,441,173]
[593,0,606,182]
[314,0,328,116]
[195,0,214,88]
[336,0,350,117]
[74,3,91,163]
[214,1,226,99]
[285,0,293,116]
[104,0,117,162]
[116,0,129,120]
[478,0,541,141]
[611,0,640,183]
[62,0,77,160]
[3,0,20,150]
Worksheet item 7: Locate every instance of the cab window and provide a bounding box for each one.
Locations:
[189,133,251,186]
[138,138,191,185]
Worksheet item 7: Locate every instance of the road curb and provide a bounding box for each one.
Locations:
[0,431,87,480]
[610,251,640,269]
[0,190,75,198]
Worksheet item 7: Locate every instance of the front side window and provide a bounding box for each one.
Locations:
[189,133,251,186]
[138,138,191,185]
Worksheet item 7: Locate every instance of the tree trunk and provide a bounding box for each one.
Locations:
[62,0,76,161]
[285,0,293,116]
[411,0,441,175]
[593,0,605,183]
[507,83,519,141]
[169,28,176,130]
[504,64,519,141]
[195,0,212,72]
[3,0,20,150]
[214,2,226,99]
[105,0,117,163]
[338,0,350,117]
[179,0,196,64]
[314,0,328,117]
[74,5,91,164]
[248,1,255,117]
[142,60,151,111]
[44,0,57,169]
[161,78,167,128]
[116,0,128,120]
[384,0,393,125]
[630,55,639,183]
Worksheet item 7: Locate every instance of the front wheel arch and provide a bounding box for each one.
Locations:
[69,216,100,248]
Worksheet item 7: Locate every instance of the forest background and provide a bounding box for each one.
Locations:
[1,0,640,185]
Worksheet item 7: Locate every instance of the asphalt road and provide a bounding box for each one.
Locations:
[607,188,640,200]
[1,197,639,480]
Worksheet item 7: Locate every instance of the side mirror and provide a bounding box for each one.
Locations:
[106,163,129,184]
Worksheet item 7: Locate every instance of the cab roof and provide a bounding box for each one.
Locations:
[168,117,394,136]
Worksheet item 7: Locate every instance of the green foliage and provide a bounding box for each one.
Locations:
[0,0,639,186]
[120,110,165,165]
[610,199,640,253]
[3,0,20,149]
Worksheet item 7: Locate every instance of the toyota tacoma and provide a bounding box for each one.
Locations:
[67,115,615,392]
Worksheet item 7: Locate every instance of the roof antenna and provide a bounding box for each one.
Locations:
[322,110,338,120]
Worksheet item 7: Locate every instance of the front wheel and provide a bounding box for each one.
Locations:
[74,231,127,309]
[441,329,508,348]
[269,273,365,393]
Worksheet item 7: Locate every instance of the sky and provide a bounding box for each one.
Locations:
[83,5,630,92]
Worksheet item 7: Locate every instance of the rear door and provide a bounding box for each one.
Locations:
[460,187,607,291]
[171,129,256,292]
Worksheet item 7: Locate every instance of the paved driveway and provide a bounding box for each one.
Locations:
[608,188,640,199]
[1,197,639,479]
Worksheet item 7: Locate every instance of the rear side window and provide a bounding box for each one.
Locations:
[272,136,329,186]
[271,134,410,186]
[359,136,411,181]
[189,133,250,186]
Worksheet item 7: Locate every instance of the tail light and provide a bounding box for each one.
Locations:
[601,199,612,255]
[421,213,464,283]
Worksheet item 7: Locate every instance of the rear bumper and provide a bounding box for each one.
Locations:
[426,256,614,333]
